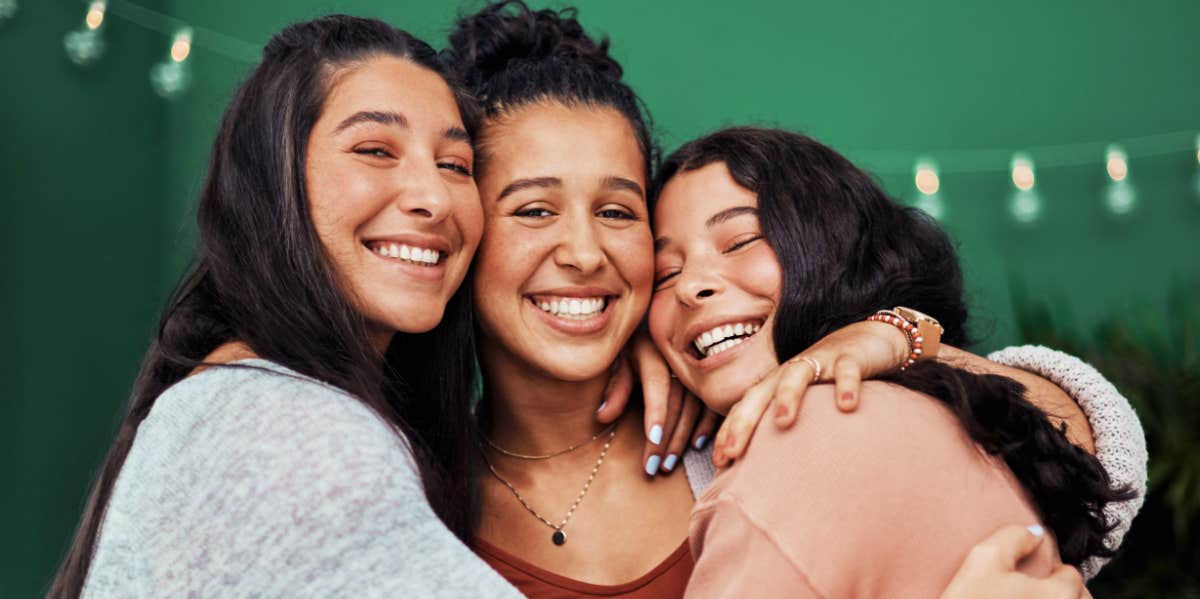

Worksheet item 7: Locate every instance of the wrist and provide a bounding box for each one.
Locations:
[862,320,911,369]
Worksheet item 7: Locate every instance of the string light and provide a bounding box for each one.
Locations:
[912,159,945,220]
[63,1,106,66]
[0,0,17,27]
[1104,144,1137,217]
[1008,153,1041,225]
[150,27,192,99]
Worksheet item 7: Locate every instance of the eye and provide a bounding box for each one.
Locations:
[724,235,762,253]
[514,207,555,218]
[353,146,394,159]
[597,207,638,221]
[437,159,473,177]
[653,271,679,290]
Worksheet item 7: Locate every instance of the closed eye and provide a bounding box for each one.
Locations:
[654,271,679,290]
[725,235,762,253]
[438,162,473,176]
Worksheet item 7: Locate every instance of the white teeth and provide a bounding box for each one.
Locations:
[532,296,608,319]
[371,242,441,266]
[691,321,763,357]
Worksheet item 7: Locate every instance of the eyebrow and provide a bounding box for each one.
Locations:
[497,177,562,201]
[653,205,759,252]
[333,110,471,144]
[602,176,646,199]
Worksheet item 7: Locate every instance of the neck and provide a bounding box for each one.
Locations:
[478,339,614,457]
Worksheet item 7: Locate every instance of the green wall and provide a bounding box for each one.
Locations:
[2,0,1197,596]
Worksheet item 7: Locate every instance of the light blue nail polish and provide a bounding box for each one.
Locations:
[649,424,663,445]
[1026,524,1045,537]
[645,455,662,476]
[595,400,607,413]
[663,454,679,472]
[694,435,708,450]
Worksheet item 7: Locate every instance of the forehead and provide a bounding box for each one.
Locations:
[655,161,757,228]
[320,56,460,126]
[480,102,644,185]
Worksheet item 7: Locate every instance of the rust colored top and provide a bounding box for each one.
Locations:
[474,537,694,599]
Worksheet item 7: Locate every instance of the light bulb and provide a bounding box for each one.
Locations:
[63,1,107,66]
[1105,145,1128,182]
[150,28,194,99]
[1010,153,1035,191]
[914,160,940,196]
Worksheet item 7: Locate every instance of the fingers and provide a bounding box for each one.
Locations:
[712,370,779,467]
[832,355,863,412]
[660,390,701,474]
[968,524,1048,570]
[772,358,818,428]
[630,338,673,457]
[597,353,634,424]
[1044,565,1086,599]
[692,404,720,451]
[642,379,682,476]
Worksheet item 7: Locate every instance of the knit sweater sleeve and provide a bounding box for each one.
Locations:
[987,345,1149,579]
[82,362,522,598]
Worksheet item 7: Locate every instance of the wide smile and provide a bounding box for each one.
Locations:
[525,292,618,335]
[681,317,767,371]
[364,239,451,282]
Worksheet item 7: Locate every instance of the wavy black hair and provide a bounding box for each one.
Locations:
[444,0,658,179]
[654,126,1135,567]
[49,16,481,597]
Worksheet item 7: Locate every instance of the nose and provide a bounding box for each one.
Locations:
[675,267,722,307]
[553,211,605,275]
[396,160,452,223]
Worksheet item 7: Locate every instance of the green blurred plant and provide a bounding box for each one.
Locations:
[1012,282,1200,597]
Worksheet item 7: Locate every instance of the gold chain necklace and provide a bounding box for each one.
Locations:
[480,420,619,461]
[480,424,618,546]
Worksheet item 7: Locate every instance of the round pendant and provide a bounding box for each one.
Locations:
[552,530,566,546]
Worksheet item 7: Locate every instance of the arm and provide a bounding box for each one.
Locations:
[986,345,1149,580]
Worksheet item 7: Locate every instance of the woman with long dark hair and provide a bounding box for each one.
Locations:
[52,16,522,598]
[649,127,1140,596]
[444,2,1144,597]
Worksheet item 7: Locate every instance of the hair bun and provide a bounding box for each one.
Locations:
[447,1,623,88]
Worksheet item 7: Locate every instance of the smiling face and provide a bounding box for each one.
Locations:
[648,161,784,413]
[472,102,652,382]
[305,56,483,346]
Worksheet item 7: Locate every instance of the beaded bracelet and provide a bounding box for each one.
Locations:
[866,309,925,369]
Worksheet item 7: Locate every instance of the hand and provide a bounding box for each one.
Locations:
[941,525,1089,599]
[597,330,720,477]
[712,320,909,467]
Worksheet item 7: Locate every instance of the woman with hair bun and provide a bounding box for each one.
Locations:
[444,2,1145,597]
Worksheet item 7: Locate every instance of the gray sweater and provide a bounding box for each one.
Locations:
[83,346,1146,596]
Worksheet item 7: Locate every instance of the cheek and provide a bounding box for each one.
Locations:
[610,227,654,297]
[453,186,485,252]
[737,245,785,301]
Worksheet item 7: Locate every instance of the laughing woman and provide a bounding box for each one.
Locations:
[649,128,1142,597]
[51,17,521,598]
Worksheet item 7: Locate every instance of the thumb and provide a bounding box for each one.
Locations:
[975,524,1049,569]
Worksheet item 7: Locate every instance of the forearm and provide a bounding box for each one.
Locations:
[938,345,1095,454]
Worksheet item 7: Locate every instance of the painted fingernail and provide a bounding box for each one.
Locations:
[694,435,708,450]
[1027,524,1045,537]
[724,434,736,449]
[596,400,607,414]
[663,454,679,472]
[840,392,854,404]
[649,424,664,445]
[776,402,790,419]
[645,454,662,476]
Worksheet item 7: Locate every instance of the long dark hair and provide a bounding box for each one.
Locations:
[654,127,1136,567]
[443,0,658,180]
[50,16,481,597]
